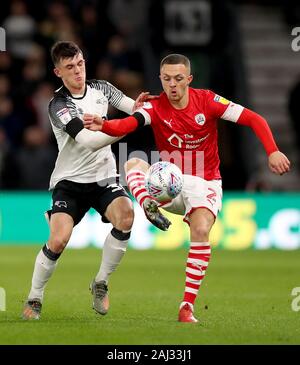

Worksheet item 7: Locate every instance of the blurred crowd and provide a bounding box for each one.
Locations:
[0,0,298,191]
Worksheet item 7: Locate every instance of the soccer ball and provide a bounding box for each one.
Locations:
[144,161,183,203]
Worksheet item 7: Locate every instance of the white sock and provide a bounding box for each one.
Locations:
[95,231,128,283]
[28,249,58,302]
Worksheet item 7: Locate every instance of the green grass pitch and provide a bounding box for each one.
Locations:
[0,246,300,345]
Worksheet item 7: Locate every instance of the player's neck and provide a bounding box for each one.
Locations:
[69,86,85,96]
[169,91,189,110]
[65,81,86,96]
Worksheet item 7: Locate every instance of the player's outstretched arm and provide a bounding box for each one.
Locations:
[236,108,291,175]
[83,113,145,136]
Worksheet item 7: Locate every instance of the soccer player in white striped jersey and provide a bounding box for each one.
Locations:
[22,41,152,320]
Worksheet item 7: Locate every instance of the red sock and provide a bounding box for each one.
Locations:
[183,242,211,305]
[126,170,152,208]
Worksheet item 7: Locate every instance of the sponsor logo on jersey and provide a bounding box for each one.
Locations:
[167,133,184,148]
[195,113,206,125]
[185,134,209,149]
[96,97,107,105]
[163,119,173,127]
[213,95,230,105]
[184,134,194,139]
[77,107,84,117]
[56,108,72,123]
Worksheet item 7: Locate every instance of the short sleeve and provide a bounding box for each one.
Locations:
[93,80,124,109]
[48,96,78,129]
[135,101,157,125]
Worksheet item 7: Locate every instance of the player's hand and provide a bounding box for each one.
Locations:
[83,113,104,131]
[133,91,158,112]
[268,151,291,175]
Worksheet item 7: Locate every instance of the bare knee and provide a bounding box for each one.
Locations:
[114,207,134,231]
[48,213,73,253]
[48,236,69,253]
[189,208,215,242]
[124,158,149,174]
[190,225,210,242]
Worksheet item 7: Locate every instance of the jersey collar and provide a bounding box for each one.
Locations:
[64,84,88,99]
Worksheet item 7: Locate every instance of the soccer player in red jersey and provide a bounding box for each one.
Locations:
[83,54,290,323]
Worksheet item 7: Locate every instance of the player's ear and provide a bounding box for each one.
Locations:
[187,75,193,84]
[54,67,61,78]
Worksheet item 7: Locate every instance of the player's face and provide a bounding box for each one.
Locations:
[160,64,193,105]
[54,53,86,93]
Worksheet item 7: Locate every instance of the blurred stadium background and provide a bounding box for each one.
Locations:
[0,0,300,345]
[0,0,299,249]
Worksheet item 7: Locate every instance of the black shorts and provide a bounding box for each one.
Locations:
[50,178,129,225]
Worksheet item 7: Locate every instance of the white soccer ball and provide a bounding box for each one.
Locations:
[144,161,183,203]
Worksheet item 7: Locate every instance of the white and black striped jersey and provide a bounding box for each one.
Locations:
[48,79,134,190]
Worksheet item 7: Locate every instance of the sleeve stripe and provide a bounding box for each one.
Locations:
[221,102,244,123]
[66,100,78,119]
[111,93,123,107]
[65,117,84,139]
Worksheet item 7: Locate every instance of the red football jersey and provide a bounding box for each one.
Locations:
[140,88,243,180]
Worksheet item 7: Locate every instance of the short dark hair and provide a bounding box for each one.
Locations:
[160,54,191,72]
[51,41,82,65]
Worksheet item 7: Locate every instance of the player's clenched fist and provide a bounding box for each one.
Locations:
[268,151,291,175]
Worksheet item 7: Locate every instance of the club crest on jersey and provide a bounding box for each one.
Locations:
[142,102,152,109]
[96,97,106,104]
[77,107,84,117]
[213,95,230,105]
[195,113,206,126]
